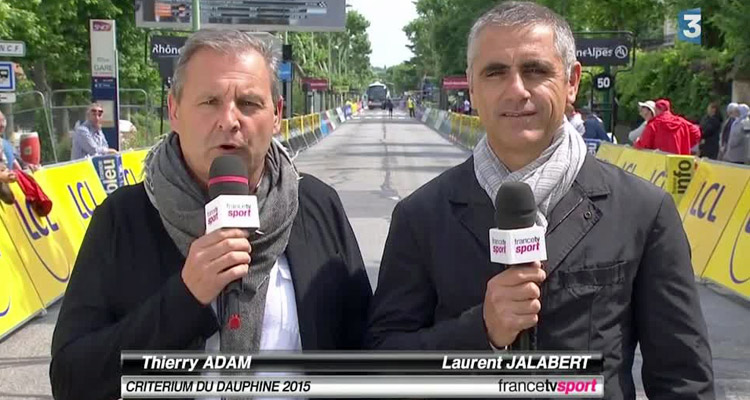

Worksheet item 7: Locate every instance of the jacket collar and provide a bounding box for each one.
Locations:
[447,154,610,206]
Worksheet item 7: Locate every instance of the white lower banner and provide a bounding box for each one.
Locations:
[122,375,604,398]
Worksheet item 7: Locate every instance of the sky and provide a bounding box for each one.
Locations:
[347,0,418,68]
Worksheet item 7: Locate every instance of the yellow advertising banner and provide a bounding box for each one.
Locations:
[664,155,696,205]
[0,183,77,307]
[33,160,107,238]
[702,181,750,298]
[617,148,668,188]
[676,161,750,276]
[0,219,44,340]
[595,143,625,165]
[122,149,149,185]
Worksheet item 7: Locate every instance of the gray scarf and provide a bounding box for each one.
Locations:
[144,132,299,352]
[473,120,587,229]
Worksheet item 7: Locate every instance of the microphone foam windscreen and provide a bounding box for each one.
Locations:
[208,155,250,200]
[494,181,537,229]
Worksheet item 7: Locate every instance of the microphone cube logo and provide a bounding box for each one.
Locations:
[515,236,541,255]
[227,203,252,219]
[206,207,219,225]
[491,238,507,255]
[205,195,260,233]
[490,226,548,265]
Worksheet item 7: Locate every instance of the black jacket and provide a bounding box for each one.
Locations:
[50,174,372,400]
[366,155,714,399]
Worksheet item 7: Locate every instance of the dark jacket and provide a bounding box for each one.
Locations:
[583,116,611,142]
[366,155,714,399]
[50,175,372,400]
[700,114,722,159]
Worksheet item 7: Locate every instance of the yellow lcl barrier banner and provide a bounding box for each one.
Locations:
[676,161,750,277]
[33,161,108,239]
[0,183,77,307]
[0,217,45,340]
[701,179,750,298]
[595,142,625,165]
[0,160,107,309]
[122,149,150,185]
[703,181,750,298]
[616,148,668,188]
[665,155,695,205]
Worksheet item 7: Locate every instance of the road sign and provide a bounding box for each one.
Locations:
[0,62,16,91]
[0,41,25,57]
[678,8,702,44]
[0,93,16,103]
[279,62,292,82]
[150,35,187,60]
[575,37,632,66]
[594,73,614,91]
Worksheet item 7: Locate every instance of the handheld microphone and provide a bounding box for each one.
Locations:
[206,155,260,331]
[489,182,547,350]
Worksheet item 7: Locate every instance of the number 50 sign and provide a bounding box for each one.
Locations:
[678,8,701,44]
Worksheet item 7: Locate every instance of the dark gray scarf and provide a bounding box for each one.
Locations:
[144,132,299,352]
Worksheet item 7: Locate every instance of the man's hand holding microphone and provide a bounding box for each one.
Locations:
[182,228,251,305]
[484,182,548,350]
[181,155,260,330]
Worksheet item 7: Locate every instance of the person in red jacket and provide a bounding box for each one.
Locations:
[635,99,701,155]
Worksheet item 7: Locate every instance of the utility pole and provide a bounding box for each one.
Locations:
[192,0,200,31]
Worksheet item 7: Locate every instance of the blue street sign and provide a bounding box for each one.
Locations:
[678,8,702,44]
[279,62,292,82]
[91,77,120,150]
[0,62,15,91]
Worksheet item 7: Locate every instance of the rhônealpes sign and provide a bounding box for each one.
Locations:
[574,37,632,67]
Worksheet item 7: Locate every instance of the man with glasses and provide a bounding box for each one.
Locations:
[71,102,118,160]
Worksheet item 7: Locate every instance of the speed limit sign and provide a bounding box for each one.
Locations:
[594,73,614,91]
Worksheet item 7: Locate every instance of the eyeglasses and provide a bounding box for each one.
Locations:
[90,109,104,116]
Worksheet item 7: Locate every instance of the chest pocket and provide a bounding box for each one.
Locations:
[558,261,626,298]
[540,261,629,349]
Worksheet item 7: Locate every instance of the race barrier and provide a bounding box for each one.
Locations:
[0,158,108,340]
[418,108,750,301]
[0,108,352,340]
[596,144,750,300]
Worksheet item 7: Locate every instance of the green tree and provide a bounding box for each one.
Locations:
[288,10,374,95]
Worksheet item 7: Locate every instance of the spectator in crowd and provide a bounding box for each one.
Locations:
[0,157,14,204]
[71,102,118,160]
[0,111,15,167]
[581,107,611,142]
[0,156,15,184]
[463,98,471,115]
[628,100,656,143]
[407,96,415,118]
[723,103,749,164]
[635,98,701,155]
[0,111,40,171]
[565,103,585,134]
[719,102,739,159]
[699,102,723,159]
[0,118,16,204]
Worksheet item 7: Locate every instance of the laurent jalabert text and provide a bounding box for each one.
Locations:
[142,355,253,372]
[442,355,592,370]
